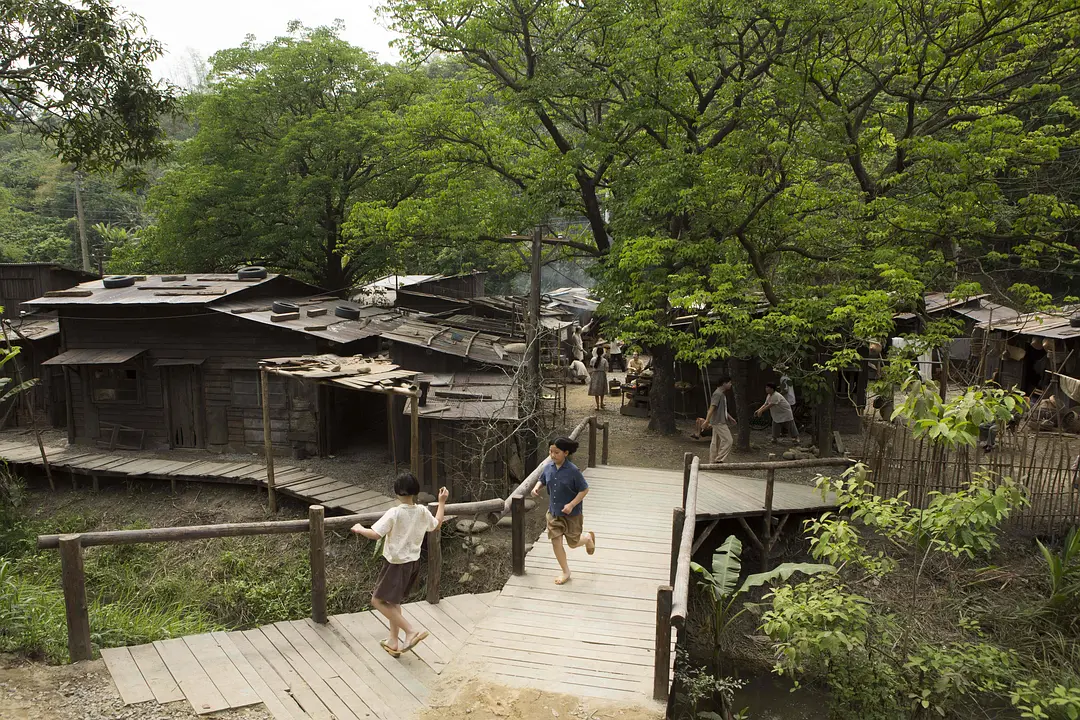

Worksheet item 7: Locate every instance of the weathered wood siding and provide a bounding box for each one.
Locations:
[58,307,320,455]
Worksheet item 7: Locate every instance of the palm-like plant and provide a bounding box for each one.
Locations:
[1038,527,1080,625]
[691,535,836,672]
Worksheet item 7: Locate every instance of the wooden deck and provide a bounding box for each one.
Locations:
[0,437,397,515]
[79,460,835,715]
[696,469,836,519]
[101,593,499,718]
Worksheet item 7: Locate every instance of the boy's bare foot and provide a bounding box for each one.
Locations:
[555,573,571,585]
[404,630,429,652]
[585,531,596,555]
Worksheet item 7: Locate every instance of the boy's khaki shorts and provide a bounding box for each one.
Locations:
[546,512,583,544]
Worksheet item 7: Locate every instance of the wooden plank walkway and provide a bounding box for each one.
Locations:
[696,470,836,519]
[86,459,836,714]
[0,437,396,515]
[101,593,499,718]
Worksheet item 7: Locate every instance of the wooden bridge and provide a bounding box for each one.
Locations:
[20,419,843,717]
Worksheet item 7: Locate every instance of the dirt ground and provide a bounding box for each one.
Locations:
[560,374,865,487]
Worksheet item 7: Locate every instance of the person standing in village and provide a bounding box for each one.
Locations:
[701,376,736,463]
[755,381,800,445]
[532,437,596,585]
[571,325,584,363]
[588,345,609,410]
[352,473,449,657]
[608,338,624,372]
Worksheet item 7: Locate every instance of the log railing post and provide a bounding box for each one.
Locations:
[260,368,277,513]
[59,534,92,661]
[511,495,526,576]
[588,417,597,468]
[309,505,327,623]
[426,526,442,603]
[762,468,776,571]
[669,507,685,587]
[654,585,673,702]
[682,452,693,507]
[601,422,610,465]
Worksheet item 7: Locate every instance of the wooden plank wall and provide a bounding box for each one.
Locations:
[59,309,317,454]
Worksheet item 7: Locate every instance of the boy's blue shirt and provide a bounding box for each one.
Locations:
[540,460,588,517]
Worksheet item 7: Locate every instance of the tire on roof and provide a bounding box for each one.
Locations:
[102,275,136,289]
[237,266,268,280]
[334,305,361,320]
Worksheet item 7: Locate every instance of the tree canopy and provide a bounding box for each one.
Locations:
[1,0,176,171]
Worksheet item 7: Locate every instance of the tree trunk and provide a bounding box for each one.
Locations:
[732,357,753,451]
[647,344,677,435]
[816,370,836,457]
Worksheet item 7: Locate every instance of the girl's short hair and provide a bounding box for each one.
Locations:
[765,382,778,391]
[550,437,580,454]
[393,472,421,497]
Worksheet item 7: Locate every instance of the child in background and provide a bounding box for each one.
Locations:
[352,473,449,657]
[532,437,595,585]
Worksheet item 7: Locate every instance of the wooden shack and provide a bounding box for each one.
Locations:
[25,273,406,457]
[1,313,64,427]
[0,263,98,318]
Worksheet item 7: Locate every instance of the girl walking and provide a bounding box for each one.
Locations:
[588,345,609,410]
[352,472,449,657]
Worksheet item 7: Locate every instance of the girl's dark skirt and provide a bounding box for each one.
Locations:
[372,558,421,605]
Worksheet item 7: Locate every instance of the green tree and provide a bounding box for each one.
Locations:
[142,23,423,288]
[1,0,175,171]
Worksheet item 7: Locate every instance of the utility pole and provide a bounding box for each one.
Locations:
[73,172,90,272]
[523,226,543,470]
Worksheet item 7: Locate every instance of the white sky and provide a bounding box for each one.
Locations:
[115,0,403,84]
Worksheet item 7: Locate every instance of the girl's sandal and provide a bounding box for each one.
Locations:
[404,631,429,653]
[380,640,402,658]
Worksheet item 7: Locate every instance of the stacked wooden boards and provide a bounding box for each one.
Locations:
[0,438,396,515]
[101,593,499,718]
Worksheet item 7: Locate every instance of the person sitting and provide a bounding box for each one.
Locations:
[627,352,646,376]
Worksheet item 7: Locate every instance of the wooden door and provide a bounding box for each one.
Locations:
[165,365,201,448]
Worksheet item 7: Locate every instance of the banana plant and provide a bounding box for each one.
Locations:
[1037,527,1080,620]
[692,534,836,672]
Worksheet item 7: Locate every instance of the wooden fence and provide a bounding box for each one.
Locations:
[865,423,1080,533]
[36,416,609,663]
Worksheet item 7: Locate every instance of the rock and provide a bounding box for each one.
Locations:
[496,516,513,528]
[469,563,480,572]
[456,519,491,534]
[474,545,487,557]
[417,492,436,504]
[460,572,472,583]
[462,535,482,546]
[782,450,797,460]
[524,498,537,511]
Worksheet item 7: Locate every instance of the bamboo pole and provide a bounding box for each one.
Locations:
[671,456,700,628]
[260,368,277,513]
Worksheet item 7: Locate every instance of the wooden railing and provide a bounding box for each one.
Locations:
[36,415,609,662]
[653,453,856,702]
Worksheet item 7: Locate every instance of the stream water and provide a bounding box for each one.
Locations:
[730,674,829,720]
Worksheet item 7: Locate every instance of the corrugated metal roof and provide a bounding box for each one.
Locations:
[212,297,405,345]
[981,308,1080,340]
[924,291,989,314]
[350,275,440,306]
[43,348,145,365]
[25,274,319,307]
[952,301,1020,326]
[261,354,420,392]
[408,371,520,421]
[4,314,59,342]
[383,318,524,367]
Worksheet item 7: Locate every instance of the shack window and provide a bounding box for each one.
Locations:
[92,366,141,404]
[230,370,288,409]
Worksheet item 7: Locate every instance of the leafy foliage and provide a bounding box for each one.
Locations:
[1,0,176,171]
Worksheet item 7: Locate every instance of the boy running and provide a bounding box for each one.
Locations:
[352,472,449,657]
[532,437,596,584]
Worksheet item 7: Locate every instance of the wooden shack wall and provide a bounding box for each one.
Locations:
[0,265,95,317]
[428,417,515,501]
[389,342,476,374]
[414,274,485,299]
[57,308,321,455]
